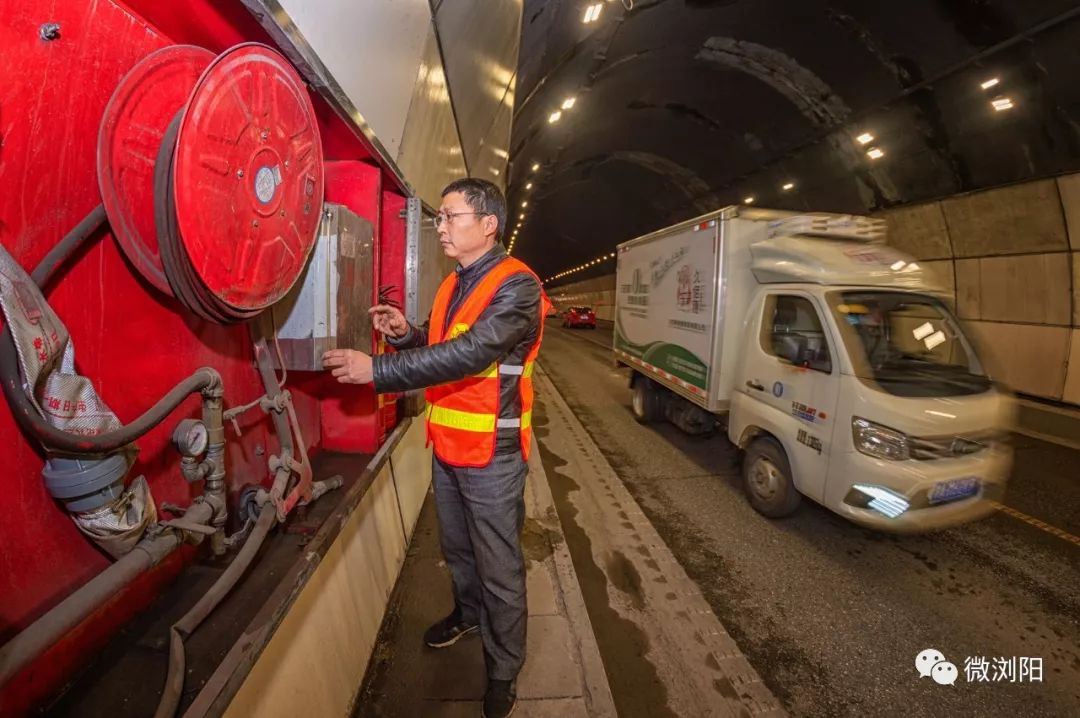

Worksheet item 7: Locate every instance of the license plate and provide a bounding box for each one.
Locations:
[928,477,981,505]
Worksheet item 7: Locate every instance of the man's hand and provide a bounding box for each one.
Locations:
[369,304,409,339]
[322,349,374,384]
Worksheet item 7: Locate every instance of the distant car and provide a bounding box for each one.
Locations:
[562,306,596,329]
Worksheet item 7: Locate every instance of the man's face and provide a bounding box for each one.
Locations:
[437,192,497,264]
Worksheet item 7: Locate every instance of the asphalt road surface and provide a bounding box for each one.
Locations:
[538,319,1080,718]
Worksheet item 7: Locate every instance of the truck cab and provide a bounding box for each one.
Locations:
[729,229,1014,531]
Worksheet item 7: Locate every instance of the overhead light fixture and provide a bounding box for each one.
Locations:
[866,147,885,160]
[521,201,528,207]
[525,182,533,190]
[548,110,562,123]
[531,163,540,172]
[583,3,603,23]
[981,77,1000,90]
[519,213,525,219]
[855,132,874,145]
[743,196,755,204]
[992,97,1014,111]
[562,97,576,110]
[782,182,795,191]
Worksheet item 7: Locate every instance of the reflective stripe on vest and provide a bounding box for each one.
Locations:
[493,362,534,377]
[425,406,533,432]
[466,360,533,380]
[426,404,496,433]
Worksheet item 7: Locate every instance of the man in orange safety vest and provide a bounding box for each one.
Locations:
[323,178,551,718]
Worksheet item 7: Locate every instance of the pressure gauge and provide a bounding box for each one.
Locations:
[173,419,209,457]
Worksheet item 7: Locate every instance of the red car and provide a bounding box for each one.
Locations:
[562,306,596,329]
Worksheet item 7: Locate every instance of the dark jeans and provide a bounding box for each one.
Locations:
[432,450,528,681]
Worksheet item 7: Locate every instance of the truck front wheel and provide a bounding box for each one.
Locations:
[743,437,801,518]
[631,377,661,423]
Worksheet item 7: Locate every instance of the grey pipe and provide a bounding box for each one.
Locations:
[154,501,277,718]
[251,334,294,458]
[0,501,214,687]
[200,380,227,556]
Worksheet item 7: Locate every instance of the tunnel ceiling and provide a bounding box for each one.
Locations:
[507,0,1080,285]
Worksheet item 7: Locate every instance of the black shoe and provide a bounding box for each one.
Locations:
[482,679,517,718]
[423,612,479,648]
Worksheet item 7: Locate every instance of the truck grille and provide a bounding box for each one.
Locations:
[909,432,1003,460]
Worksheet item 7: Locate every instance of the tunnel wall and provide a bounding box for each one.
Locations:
[278,0,522,205]
[549,276,617,322]
[879,176,1079,405]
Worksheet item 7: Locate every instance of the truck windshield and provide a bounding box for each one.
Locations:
[827,291,992,397]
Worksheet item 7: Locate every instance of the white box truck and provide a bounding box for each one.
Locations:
[613,206,1014,532]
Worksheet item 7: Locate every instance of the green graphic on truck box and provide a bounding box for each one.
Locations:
[615,324,708,391]
[615,229,715,392]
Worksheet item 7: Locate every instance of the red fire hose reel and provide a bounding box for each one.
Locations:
[98,43,325,322]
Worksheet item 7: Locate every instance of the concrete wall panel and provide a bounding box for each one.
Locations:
[941,180,1069,257]
[398,27,469,208]
[1073,252,1080,326]
[966,321,1070,399]
[975,253,1071,325]
[435,0,522,182]
[1064,330,1080,404]
[226,463,407,717]
[880,202,952,260]
[954,258,981,320]
[470,85,516,189]
[390,420,432,541]
[1056,175,1080,251]
[278,0,431,158]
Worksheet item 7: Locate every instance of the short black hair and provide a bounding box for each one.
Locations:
[441,178,507,242]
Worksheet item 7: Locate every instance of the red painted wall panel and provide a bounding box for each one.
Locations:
[0,0,409,710]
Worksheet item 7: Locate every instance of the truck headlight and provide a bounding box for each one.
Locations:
[852,417,910,461]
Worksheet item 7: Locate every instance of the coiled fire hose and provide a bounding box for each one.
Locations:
[154,112,261,325]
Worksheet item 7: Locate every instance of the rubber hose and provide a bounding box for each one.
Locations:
[30,204,108,287]
[0,206,222,453]
[154,112,260,325]
[153,501,277,718]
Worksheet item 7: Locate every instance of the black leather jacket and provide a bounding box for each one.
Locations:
[372,245,541,452]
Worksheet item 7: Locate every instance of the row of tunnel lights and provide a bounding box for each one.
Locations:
[517,75,1014,274]
[507,159,548,255]
[510,93,579,255]
[513,1,602,251]
[543,253,617,285]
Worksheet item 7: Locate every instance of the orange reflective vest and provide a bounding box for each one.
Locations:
[424,257,552,468]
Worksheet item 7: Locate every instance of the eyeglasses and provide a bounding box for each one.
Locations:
[431,211,490,228]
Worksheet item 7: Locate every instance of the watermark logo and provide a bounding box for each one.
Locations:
[916,649,1043,685]
[916,649,956,685]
